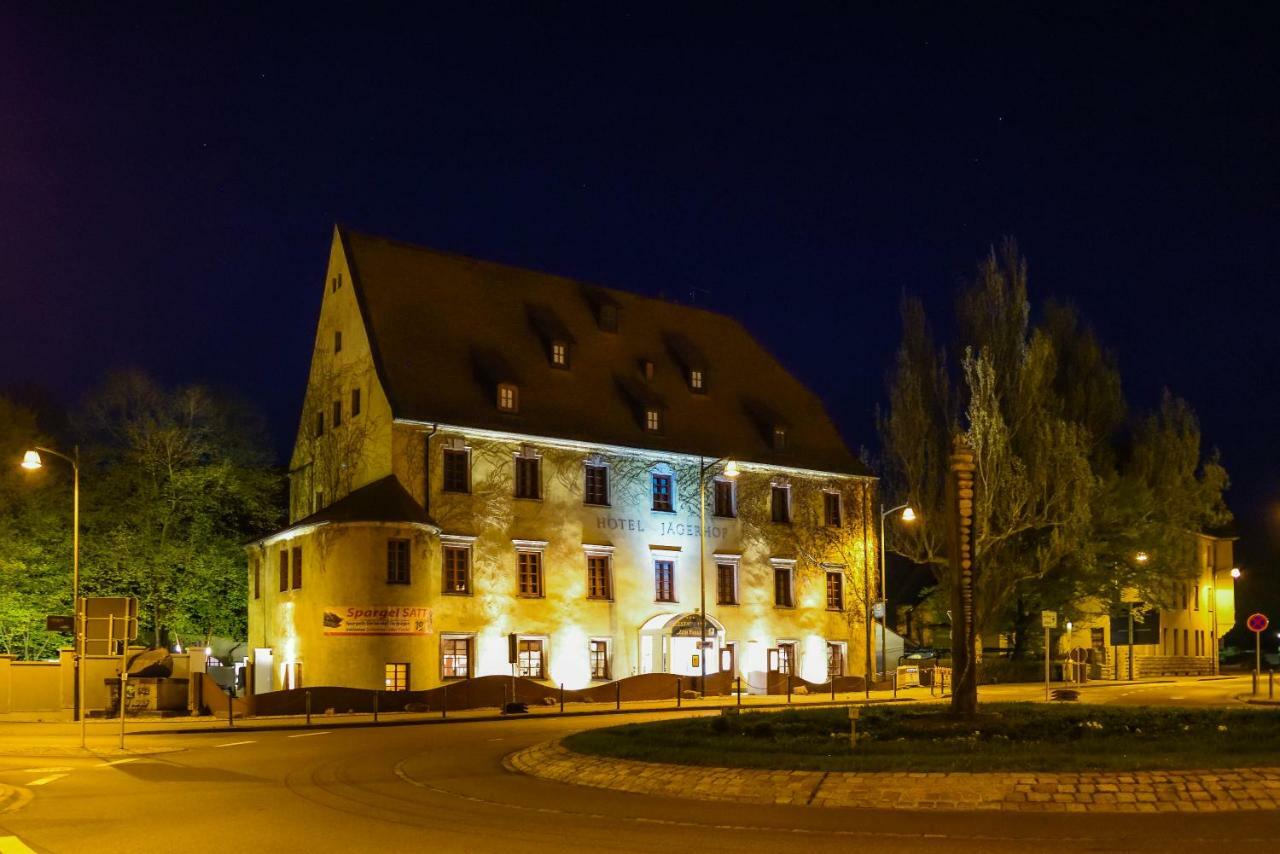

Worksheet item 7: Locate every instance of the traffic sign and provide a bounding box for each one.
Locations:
[1247,613,1269,633]
[1041,610,1057,629]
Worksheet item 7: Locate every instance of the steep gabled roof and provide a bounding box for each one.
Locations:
[339,228,866,475]
[251,476,433,545]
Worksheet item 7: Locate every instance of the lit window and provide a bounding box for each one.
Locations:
[551,341,568,367]
[585,464,609,506]
[774,565,793,608]
[716,562,738,605]
[498,383,519,413]
[518,551,544,597]
[443,546,471,594]
[655,560,676,602]
[771,485,791,523]
[443,449,470,493]
[442,637,471,679]
[590,640,610,680]
[826,571,844,610]
[652,474,674,512]
[824,492,842,527]
[827,643,845,678]
[386,539,410,585]
[517,638,545,678]
[690,369,704,390]
[385,662,409,691]
[587,555,612,600]
[334,330,342,354]
[645,408,662,432]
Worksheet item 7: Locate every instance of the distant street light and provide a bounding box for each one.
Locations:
[698,457,738,695]
[878,503,915,678]
[20,445,86,746]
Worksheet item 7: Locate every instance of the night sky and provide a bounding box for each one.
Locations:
[3,7,1277,631]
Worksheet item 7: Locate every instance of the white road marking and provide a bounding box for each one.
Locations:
[1169,696,1185,700]
[95,758,140,767]
[215,740,256,748]
[287,731,331,738]
[0,836,37,854]
[25,773,69,786]
[18,766,71,773]
[486,738,504,742]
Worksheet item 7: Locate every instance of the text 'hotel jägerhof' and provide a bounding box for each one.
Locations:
[246,227,882,695]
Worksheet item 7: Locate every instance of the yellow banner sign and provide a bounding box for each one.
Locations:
[322,606,432,636]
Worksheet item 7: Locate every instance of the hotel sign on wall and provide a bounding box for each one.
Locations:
[594,515,731,539]
[322,606,433,636]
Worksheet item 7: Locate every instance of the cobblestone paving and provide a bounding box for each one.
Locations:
[505,740,1280,812]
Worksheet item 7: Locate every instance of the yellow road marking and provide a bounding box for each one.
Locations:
[0,836,37,854]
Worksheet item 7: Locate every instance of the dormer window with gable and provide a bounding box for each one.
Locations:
[498,383,519,413]
[644,408,662,433]
[551,341,569,368]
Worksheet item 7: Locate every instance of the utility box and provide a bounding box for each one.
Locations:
[895,665,920,687]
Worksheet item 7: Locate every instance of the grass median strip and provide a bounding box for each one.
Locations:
[563,703,1280,773]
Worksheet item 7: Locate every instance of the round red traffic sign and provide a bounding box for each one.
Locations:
[1247,613,1269,633]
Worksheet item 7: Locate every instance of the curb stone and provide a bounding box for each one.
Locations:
[505,740,1280,813]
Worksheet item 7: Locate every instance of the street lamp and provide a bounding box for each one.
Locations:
[20,445,86,746]
[1210,566,1242,675]
[878,503,915,678]
[698,457,738,695]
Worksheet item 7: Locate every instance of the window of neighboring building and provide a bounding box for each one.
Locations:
[824,492,842,527]
[645,408,662,432]
[551,341,568,368]
[517,638,544,679]
[826,570,844,611]
[291,546,303,590]
[441,636,472,680]
[443,448,470,493]
[827,642,845,678]
[655,559,676,602]
[498,383,519,413]
[314,410,324,437]
[689,368,704,391]
[716,562,738,605]
[652,473,674,512]
[252,558,260,600]
[332,399,343,428]
[590,639,610,680]
[278,551,289,592]
[587,555,612,600]
[774,565,794,608]
[351,387,361,417]
[771,485,791,523]
[515,454,541,500]
[518,551,544,597]
[334,330,343,354]
[384,662,409,692]
[713,479,736,518]
[443,545,471,594]
[777,642,796,675]
[1193,585,1200,611]
[387,538,411,584]
[584,464,609,506]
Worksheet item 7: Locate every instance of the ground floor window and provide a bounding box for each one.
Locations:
[442,636,472,680]
[590,639,610,680]
[827,642,845,678]
[285,661,302,690]
[518,638,545,679]
[777,641,796,675]
[385,662,409,691]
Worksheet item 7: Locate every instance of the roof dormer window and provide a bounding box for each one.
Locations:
[689,368,704,391]
[599,303,619,333]
[645,408,662,433]
[551,341,569,368]
[498,383,520,413]
[773,426,787,450]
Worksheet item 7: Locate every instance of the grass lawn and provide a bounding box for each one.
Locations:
[562,703,1280,772]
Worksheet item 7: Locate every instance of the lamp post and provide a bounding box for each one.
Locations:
[1210,567,1241,676]
[21,446,85,747]
[698,457,738,696]
[1126,551,1149,682]
[877,503,915,678]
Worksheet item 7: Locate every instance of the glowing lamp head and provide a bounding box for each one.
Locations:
[901,506,916,522]
[1066,621,1073,632]
[1231,567,1241,579]
[20,450,42,470]
[1135,551,1149,564]
[722,460,740,479]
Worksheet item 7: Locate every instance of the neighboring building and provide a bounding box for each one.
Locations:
[246,227,877,694]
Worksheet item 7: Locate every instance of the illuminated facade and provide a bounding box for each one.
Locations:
[246,228,876,693]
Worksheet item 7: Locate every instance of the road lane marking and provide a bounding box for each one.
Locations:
[0,836,37,854]
[25,774,68,787]
[486,738,504,742]
[215,740,256,748]
[18,767,71,774]
[287,731,332,738]
[95,758,139,767]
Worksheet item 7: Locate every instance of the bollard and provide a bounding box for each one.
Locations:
[560,683,564,714]
[373,690,379,723]
[893,671,898,699]
[848,706,860,750]
[1271,670,1275,700]
[442,683,447,719]
[831,674,836,701]
[787,673,792,704]
[1253,670,1259,696]
[736,676,742,708]
[306,690,312,727]
[616,680,621,710]
[677,678,682,708]
[229,691,234,728]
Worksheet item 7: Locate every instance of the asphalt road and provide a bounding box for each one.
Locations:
[0,678,1276,854]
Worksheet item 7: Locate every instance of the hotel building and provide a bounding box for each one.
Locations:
[246,228,877,694]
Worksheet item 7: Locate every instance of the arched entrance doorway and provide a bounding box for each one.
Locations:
[638,612,725,676]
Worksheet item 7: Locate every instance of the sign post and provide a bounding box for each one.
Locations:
[1042,611,1057,701]
[1247,613,1269,693]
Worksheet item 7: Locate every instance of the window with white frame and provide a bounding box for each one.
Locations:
[440,535,476,595]
[825,569,844,610]
[584,461,609,506]
[514,540,547,597]
[590,639,610,680]
[823,491,842,527]
[716,558,739,605]
[772,559,795,608]
[655,559,676,602]
[827,642,846,678]
[713,478,736,518]
[515,447,541,500]
[441,635,472,680]
[586,552,613,600]
[645,408,662,432]
[517,638,545,679]
[652,473,674,512]
[777,641,796,675]
[771,484,791,523]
